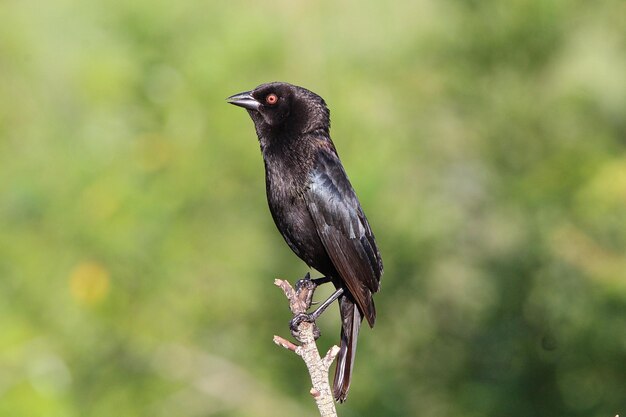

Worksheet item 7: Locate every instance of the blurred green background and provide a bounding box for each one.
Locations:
[1,0,625,416]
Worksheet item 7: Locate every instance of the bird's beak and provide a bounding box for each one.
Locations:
[226,91,260,111]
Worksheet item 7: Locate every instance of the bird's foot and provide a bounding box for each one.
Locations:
[290,312,321,341]
[295,273,332,306]
[287,273,334,342]
[295,273,315,293]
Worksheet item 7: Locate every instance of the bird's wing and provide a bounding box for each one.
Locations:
[305,145,383,326]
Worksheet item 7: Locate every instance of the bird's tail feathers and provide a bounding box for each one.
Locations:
[332,295,362,402]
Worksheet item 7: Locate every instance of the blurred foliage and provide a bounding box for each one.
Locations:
[0,0,625,416]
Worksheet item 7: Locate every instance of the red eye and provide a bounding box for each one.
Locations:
[266,93,278,105]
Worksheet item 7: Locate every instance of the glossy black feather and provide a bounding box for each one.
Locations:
[306,147,382,326]
[333,295,360,401]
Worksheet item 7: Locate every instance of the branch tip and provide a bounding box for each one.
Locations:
[321,345,340,370]
[273,335,298,352]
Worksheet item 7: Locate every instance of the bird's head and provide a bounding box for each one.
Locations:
[227,82,330,139]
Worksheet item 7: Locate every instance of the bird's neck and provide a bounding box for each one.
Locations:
[261,133,313,172]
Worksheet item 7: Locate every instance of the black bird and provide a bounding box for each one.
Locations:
[227,82,383,402]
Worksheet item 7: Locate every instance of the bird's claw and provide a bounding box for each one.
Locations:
[289,312,321,341]
[294,273,313,292]
[289,312,312,332]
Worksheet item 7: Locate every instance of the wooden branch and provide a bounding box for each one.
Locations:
[273,276,340,417]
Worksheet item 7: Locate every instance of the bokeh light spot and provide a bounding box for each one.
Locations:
[69,261,110,305]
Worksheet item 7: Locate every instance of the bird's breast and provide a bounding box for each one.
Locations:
[263,159,333,274]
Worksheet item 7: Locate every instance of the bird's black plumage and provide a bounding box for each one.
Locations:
[227,82,383,402]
